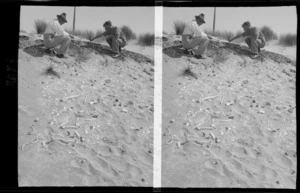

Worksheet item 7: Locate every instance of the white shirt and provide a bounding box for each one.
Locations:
[44,19,69,36]
[182,21,207,37]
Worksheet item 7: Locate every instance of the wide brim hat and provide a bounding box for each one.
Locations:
[195,13,205,23]
[57,13,67,23]
[103,20,112,27]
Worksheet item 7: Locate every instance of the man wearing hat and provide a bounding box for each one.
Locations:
[43,13,74,58]
[90,20,126,58]
[229,21,266,59]
[182,13,213,59]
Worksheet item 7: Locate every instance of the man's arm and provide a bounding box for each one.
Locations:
[91,32,105,41]
[191,22,211,39]
[52,20,69,36]
[202,32,212,40]
[229,32,244,42]
[207,35,213,40]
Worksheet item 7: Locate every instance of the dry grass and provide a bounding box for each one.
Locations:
[204,29,235,41]
[121,25,137,40]
[82,30,95,41]
[260,26,278,42]
[138,33,155,46]
[173,21,186,35]
[279,33,297,46]
[42,66,60,78]
[34,19,47,34]
[180,66,198,79]
[65,29,104,41]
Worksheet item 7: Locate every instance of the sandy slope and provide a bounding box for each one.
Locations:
[18,33,154,186]
[264,40,296,62]
[162,38,296,188]
[125,41,154,61]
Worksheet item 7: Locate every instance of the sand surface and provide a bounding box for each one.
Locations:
[264,40,296,61]
[161,37,296,188]
[125,41,154,61]
[18,33,154,186]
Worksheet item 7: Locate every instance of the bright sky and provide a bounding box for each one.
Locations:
[20,6,154,35]
[164,6,297,35]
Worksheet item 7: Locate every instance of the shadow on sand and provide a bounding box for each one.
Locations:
[21,37,153,64]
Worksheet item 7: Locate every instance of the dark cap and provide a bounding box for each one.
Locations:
[57,13,67,23]
[242,21,251,27]
[103,20,112,27]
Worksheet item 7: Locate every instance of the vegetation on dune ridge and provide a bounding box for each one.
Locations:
[279,33,297,46]
[204,29,235,41]
[173,21,186,35]
[82,30,95,41]
[171,21,279,45]
[138,33,155,46]
[121,25,137,40]
[65,29,104,42]
[34,19,47,34]
[260,26,278,42]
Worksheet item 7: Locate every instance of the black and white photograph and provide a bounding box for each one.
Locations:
[162,6,296,188]
[18,6,154,186]
[5,1,297,190]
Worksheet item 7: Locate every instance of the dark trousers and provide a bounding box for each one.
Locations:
[245,37,265,54]
[106,37,126,54]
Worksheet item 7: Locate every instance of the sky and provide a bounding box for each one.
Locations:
[20,6,297,36]
[163,6,297,36]
[20,6,155,35]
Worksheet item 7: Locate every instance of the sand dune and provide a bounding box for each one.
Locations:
[18,33,153,186]
[162,36,296,188]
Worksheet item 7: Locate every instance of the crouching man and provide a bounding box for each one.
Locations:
[43,13,74,58]
[229,21,266,59]
[90,21,127,58]
[182,13,213,59]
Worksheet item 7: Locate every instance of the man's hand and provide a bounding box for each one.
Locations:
[69,34,74,39]
[228,39,232,43]
[90,38,94,42]
[207,35,213,40]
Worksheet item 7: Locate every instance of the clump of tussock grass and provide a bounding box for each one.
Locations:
[232,30,245,43]
[82,30,95,41]
[34,19,47,34]
[260,26,278,42]
[204,29,235,41]
[138,33,155,46]
[94,29,105,42]
[180,66,198,79]
[43,66,60,78]
[221,31,235,41]
[65,29,92,40]
[173,21,186,35]
[279,33,297,46]
[121,25,137,40]
[65,29,106,42]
